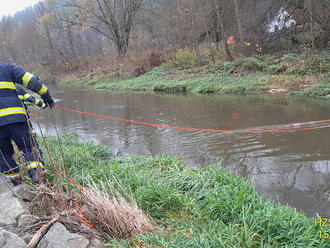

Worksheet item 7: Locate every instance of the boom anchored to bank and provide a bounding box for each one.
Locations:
[31,105,330,134]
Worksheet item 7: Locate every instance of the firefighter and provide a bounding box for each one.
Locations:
[16,85,46,165]
[0,63,54,186]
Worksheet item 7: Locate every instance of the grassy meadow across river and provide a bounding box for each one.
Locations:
[59,50,330,98]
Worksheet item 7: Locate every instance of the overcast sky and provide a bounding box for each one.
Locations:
[0,0,41,18]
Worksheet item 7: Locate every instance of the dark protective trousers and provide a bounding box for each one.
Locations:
[27,119,44,162]
[0,121,43,179]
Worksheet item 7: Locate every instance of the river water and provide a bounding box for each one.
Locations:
[34,85,330,217]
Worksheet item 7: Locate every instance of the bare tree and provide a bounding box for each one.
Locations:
[52,0,145,59]
[190,0,202,65]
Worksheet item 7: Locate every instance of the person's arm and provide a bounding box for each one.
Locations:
[10,64,54,108]
[17,86,46,108]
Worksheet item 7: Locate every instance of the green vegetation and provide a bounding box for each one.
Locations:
[42,134,330,247]
[59,50,330,98]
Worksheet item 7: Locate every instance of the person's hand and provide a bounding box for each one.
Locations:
[41,93,54,109]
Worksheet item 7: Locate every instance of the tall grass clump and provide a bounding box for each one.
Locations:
[82,177,154,239]
[39,134,330,247]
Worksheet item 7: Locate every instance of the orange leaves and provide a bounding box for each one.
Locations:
[227,36,236,45]
[227,35,262,53]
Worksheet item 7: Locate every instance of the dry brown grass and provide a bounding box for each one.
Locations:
[22,174,154,240]
[82,178,154,239]
[27,185,76,217]
[57,49,171,82]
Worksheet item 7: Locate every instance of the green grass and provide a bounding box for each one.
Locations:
[289,73,330,98]
[58,50,330,98]
[41,134,330,247]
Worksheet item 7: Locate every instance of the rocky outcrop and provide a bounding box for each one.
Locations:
[0,178,26,227]
[0,227,28,248]
[37,222,89,248]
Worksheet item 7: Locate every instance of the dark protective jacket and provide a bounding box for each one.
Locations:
[16,85,46,109]
[0,63,49,127]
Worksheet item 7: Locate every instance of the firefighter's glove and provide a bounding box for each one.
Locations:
[36,98,47,109]
[41,93,54,109]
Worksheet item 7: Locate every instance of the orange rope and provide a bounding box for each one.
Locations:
[34,104,330,228]
[51,167,94,229]
[75,201,95,229]
[53,105,330,134]
[30,108,42,117]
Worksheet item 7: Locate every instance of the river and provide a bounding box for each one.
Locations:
[33,85,330,217]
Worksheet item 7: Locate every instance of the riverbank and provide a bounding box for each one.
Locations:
[59,50,330,97]
[41,134,329,247]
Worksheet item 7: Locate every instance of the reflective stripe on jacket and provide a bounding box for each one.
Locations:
[0,63,48,126]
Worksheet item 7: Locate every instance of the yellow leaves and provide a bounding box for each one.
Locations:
[255,43,262,52]
[244,41,263,53]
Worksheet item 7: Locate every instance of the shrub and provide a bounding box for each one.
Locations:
[171,49,199,69]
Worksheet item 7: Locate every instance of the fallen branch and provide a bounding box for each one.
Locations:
[28,215,60,248]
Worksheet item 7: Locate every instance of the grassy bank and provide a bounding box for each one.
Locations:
[59,50,330,97]
[41,134,329,247]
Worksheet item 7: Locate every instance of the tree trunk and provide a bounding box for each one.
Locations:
[202,6,215,63]
[190,1,201,65]
[116,41,128,61]
[213,1,233,61]
[234,0,244,43]
[308,0,314,50]
[45,25,57,77]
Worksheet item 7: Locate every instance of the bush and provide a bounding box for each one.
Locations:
[224,56,269,74]
[286,52,330,75]
[171,49,199,69]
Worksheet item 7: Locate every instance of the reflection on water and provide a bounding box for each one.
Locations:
[34,86,330,217]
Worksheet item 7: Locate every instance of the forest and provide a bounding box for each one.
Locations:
[1,1,330,247]
[0,0,329,83]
